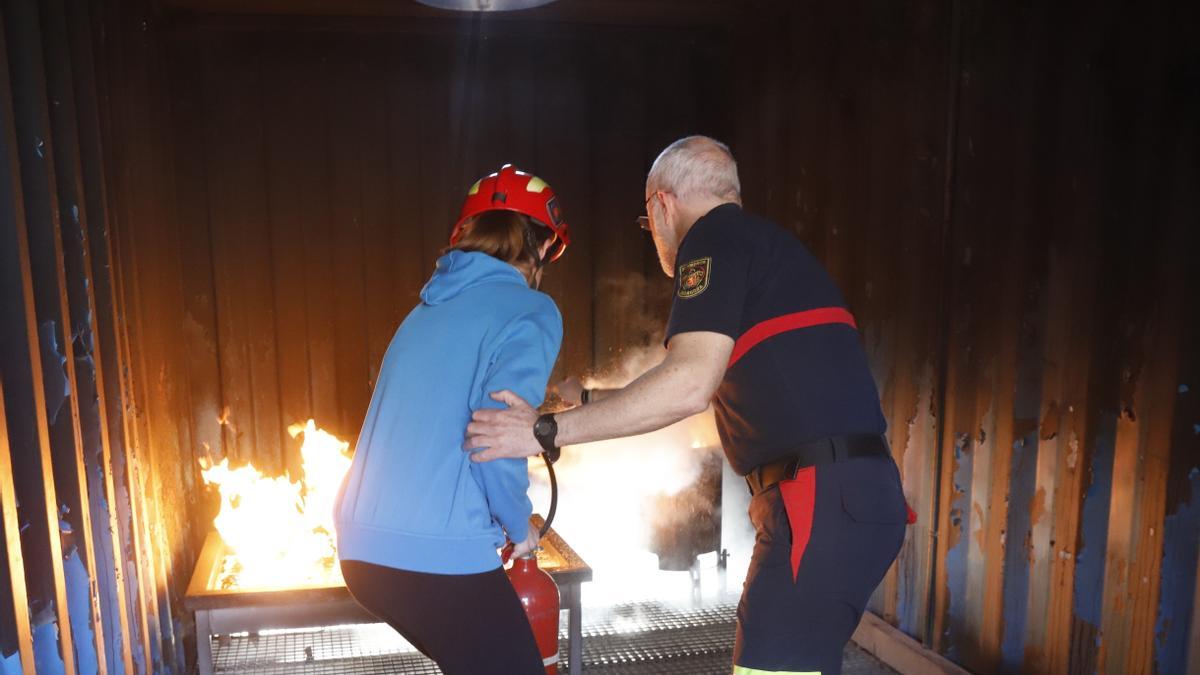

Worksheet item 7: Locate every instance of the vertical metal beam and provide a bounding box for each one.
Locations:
[195,609,213,675]
[0,378,35,675]
[927,0,965,651]
[20,0,117,670]
[0,5,77,672]
[84,0,160,667]
[61,0,138,670]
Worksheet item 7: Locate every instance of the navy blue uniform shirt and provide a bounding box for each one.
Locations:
[664,204,886,475]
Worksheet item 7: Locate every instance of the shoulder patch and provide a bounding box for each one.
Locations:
[677,257,712,298]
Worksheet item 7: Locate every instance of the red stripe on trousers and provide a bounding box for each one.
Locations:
[780,467,817,582]
[727,307,858,368]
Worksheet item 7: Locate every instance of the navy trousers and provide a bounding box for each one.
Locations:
[734,454,908,674]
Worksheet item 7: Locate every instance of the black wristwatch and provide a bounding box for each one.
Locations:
[533,413,558,452]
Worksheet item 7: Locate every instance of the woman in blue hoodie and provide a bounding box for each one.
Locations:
[334,165,568,674]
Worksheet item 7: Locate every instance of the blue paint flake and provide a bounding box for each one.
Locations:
[0,648,22,675]
[64,550,99,674]
[33,621,65,675]
[1074,413,1117,653]
[944,433,975,661]
[38,321,71,426]
[1180,384,1190,394]
[1154,469,1200,674]
[1000,432,1039,671]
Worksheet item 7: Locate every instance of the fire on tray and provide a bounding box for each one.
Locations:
[198,420,352,591]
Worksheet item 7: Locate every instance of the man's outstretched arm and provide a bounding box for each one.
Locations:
[464,331,733,461]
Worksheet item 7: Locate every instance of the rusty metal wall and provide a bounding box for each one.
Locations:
[0,0,189,672]
[5,1,1190,674]
[94,11,736,674]
[151,21,732,479]
[735,1,1199,673]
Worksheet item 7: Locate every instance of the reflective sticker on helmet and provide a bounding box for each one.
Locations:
[525,176,549,193]
[467,179,482,196]
[677,257,712,298]
[546,196,564,227]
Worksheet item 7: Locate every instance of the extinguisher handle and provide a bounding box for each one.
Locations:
[501,541,515,565]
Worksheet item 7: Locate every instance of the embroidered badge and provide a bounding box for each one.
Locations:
[677,257,712,298]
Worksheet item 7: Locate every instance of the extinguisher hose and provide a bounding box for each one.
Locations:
[504,450,559,564]
[539,451,558,538]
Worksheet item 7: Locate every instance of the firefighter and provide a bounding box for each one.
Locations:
[334,165,569,675]
[465,138,908,675]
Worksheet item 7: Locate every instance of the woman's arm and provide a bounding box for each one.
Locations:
[467,301,562,543]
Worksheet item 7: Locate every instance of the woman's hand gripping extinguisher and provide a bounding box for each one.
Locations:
[502,448,560,674]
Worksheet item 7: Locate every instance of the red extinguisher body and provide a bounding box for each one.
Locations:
[507,554,560,674]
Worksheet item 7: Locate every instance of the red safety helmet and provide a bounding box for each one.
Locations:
[450,164,570,263]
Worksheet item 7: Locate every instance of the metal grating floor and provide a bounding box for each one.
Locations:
[210,600,896,674]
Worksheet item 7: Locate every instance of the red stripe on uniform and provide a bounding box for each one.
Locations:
[727,306,858,368]
[780,466,817,582]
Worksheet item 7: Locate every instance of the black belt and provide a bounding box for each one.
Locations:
[745,433,890,496]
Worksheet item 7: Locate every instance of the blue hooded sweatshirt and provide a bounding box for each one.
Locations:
[334,250,562,575]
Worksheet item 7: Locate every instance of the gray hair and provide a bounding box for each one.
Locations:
[646,135,741,203]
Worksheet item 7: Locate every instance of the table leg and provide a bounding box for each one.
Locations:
[196,610,213,675]
[567,584,582,675]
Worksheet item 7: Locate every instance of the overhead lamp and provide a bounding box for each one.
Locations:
[415,0,558,11]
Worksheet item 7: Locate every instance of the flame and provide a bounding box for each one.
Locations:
[199,398,741,604]
[200,420,352,590]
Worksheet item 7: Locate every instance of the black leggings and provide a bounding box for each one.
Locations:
[341,560,544,675]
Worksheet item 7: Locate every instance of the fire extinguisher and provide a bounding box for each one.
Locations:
[502,449,560,674]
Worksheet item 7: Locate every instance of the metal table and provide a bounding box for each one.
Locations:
[185,515,592,675]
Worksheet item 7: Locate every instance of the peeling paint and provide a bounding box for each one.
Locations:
[944,432,975,661]
[1029,487,1047,533]
[1154,467,1200,674]
[1072,412,1113,640]
[1040,401,1060,440]
[1001,433,1039,672]
[32,621,65,675]
[64,550,99,674]
[39,321,70,426]
[0,649,23,674]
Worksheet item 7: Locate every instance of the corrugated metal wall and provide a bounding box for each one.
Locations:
[735,1,1199,673]
[2,0,1195,674]
[153,20,733,466]
[0,0,187,672]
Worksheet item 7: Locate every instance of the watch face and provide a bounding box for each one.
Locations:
[534,415,556,448]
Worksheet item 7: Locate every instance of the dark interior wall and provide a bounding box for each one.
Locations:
[0,0,187,671]
[158,18,733,477]
[735,1,1199,673]
[3,1,1193,674]
[101,10,732,669]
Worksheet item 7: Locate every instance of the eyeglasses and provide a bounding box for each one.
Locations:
[636,192,659,231]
